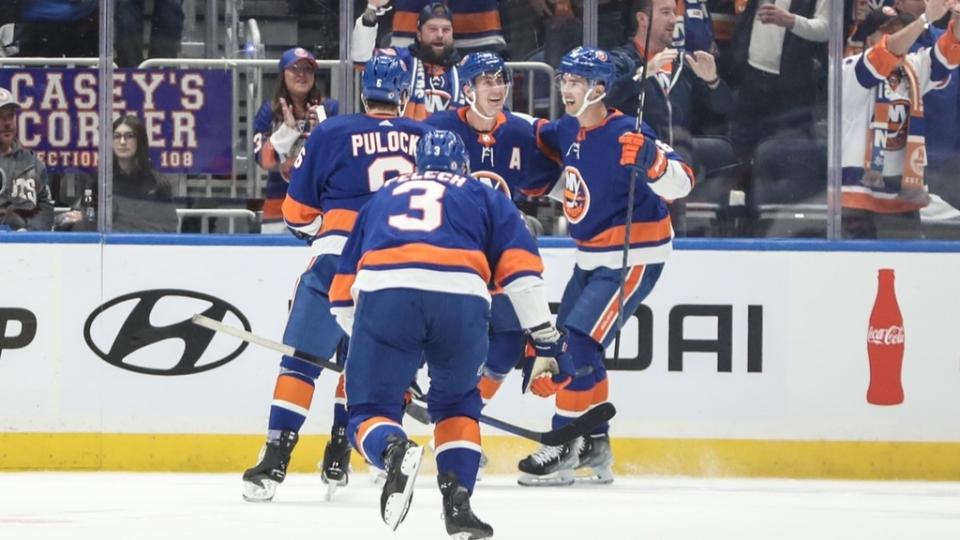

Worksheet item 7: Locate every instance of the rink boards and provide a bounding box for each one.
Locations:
[1,236,959,479]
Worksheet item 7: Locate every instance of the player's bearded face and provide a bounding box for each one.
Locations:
[558,74,590,116]
[417,20,455,63]
[0,107,16,151]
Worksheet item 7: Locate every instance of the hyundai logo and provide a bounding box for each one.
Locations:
[84,289,250,376]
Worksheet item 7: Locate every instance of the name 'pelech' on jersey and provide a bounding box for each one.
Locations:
[282,113,431,256]
[426,107,560,198]
[329,168,544,317]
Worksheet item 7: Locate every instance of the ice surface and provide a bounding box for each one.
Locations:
[1,472,959,539]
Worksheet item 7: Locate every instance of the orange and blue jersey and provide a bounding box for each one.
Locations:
[369,46,464,121]
[426,107,561,199]
[253,100,339,224]
[329,170,545,320]
[390,0,505,53]
[282,113,430,254]
[533,110,694,270]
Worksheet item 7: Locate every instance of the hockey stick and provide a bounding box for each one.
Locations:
[192,314,615,445]
[614,1,656,362]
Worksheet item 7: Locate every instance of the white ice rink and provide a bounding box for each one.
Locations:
[2,472,959,540]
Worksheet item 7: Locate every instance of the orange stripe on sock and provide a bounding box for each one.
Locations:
[478,376,503,401]
[273,374,315,409]
[435,417,481,449]
[355,416,402,461]
[335,374,346,399]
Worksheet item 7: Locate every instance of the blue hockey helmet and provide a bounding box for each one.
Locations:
[361,53,411,105]
[416,130,470,175]
[557,46,616,89]
[458,51,509,87]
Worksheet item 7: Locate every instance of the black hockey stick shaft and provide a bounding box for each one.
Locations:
[191,315,614,444]
[614,3,656,362]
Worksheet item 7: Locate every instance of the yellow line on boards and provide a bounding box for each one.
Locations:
[1,433,959,480]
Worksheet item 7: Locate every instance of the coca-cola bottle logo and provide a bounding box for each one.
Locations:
[867,325,905,346]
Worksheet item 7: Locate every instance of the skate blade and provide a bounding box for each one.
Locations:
[383,446,424,531]
[575,466,614,485]
[241,479,278,502]
[517,470,575,487]
[450,533,493,540]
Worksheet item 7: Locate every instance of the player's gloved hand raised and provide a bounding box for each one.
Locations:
[618,132,667,181]
[521,324,575,397]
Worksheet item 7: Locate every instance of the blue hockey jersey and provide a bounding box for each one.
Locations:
[534,110,694,270]
[329,170,545,323]
[282,113,430,255]
[426,107,561,199]
[377,46,464,121]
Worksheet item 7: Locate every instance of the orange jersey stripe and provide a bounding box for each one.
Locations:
[262,198,283,221]
[494,248,544,286]
[578,217,673,250]
[591,377,609,405]
[329,273,356,304]
[866,36,901,79]
[319,208,359,235]
[359,243,492,282]
[273,374,315,409]
[282,195,322,226]
[451,11,501,34]
[557,387,594,413]
[842,191,925,214]
[434,416,481,448]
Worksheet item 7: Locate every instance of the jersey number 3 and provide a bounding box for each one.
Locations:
[388,180,445,232]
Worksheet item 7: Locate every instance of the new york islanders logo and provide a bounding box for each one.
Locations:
[562,166,590,223]
[473,170,512,198]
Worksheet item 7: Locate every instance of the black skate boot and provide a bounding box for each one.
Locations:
[575,433,614,484]
[438,472,494,540]
[517,436,581,487]
[241,430,298,502]
[319,425,352,500]
[380,436,424,531]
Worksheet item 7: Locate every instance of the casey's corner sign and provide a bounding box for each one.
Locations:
[0,69,233,174]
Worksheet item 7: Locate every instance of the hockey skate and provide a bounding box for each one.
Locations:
[575,434,614,484]
[319,425,352,500]
[241,430,298,502]
[380,437,424,530]
[439,472,493,540]
[516,437,581,487]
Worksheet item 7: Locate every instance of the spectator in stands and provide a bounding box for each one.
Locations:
[388,0,506,54]
[253,47,339,233]
[16,0,98,58]
[0,87,53,231]
[841,2,960,239]
[607,0,733,152]
[352,2,464,120]
[57,115,178,233]
[115,0,185,68]
[724,0,829,162]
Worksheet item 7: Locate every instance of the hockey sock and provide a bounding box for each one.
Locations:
[353,416,406,470]
[332,373,348,428]
[589,377,610,435]
[267,355,321,441]
[478,370,505,404]
[552,329,604,431]
[434,416,482,494]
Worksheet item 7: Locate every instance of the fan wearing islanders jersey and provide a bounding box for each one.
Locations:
[351,2,464,120]
[518,46,694,487]
[328,131,571,539]
[427,51,562,410]
[241,53,430,504]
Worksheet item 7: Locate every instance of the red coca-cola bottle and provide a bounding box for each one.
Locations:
[866,268,905,405]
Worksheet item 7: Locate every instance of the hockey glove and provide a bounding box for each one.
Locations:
[618,132,667,181]
[521,324,574,397]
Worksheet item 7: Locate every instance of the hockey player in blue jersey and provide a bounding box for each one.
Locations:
[518,46,695,487]
[241,53,431,502]
[329,131,572,539]
[426,51,561,413]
